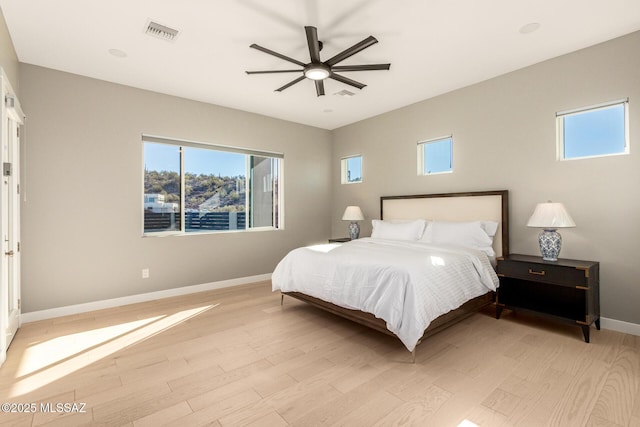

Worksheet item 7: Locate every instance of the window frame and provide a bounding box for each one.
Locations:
[142,134,283,236]
[417,135,453,176]
[556,99,629,161]
[341,154,363,184]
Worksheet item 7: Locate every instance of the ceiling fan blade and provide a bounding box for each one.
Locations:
[325,36,378,67]
[332,63,391,72]
[275,76,306,92]
[245,69,302,75]
[250,44,306,67]
[315,80,325,97]
[305,26,322,63]
[329,73,366,90]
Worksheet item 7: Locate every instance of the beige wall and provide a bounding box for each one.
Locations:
[19,64,332,312]
[0,6,18,91]
[332,31,640,325]
[13,25,640,326]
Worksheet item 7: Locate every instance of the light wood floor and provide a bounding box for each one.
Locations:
[1,282,639,427]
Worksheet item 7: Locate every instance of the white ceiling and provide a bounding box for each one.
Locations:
[2,0,640,130]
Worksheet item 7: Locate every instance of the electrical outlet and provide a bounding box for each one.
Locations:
[142,268,149,279]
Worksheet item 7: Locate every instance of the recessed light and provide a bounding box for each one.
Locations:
[519,22,541,34]
[323,109,333,113]
[108,48,127,58]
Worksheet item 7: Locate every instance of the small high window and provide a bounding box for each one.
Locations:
[557,99,629,160]
[341,155,362,184]
[418,136,453,175]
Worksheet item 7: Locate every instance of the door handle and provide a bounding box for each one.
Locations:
[5,250,14,256]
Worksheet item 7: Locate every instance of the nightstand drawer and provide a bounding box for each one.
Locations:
[498,259,588,287]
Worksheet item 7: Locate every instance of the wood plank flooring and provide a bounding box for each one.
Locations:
[0,281,639,426]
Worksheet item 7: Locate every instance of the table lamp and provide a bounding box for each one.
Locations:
[527,201,576,261]
[342,206,364,240]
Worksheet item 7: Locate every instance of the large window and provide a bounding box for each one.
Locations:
[143,135,282,235]
[557,99,629,160]
[418,136,453,175]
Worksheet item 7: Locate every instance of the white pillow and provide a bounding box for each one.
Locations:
[421,220,498,256]
[371,219,426,241]
[480,220,499,238]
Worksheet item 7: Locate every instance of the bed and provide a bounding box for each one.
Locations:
[272,190,509,358]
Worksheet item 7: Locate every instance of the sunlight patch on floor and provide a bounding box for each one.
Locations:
[9,304,216,398]
[17,317,162,377]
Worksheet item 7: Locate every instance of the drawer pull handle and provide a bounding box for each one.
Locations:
[528,269,545,276]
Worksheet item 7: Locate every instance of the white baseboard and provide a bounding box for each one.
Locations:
[20,282,640,338]
[600,317,640,336]
[21,274,272,324]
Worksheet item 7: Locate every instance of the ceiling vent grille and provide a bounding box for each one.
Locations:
[145,20,179,41]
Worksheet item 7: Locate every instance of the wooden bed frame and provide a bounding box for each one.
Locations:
[282,190,509,358]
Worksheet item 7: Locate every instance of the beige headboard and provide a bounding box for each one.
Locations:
[381,190,509,257]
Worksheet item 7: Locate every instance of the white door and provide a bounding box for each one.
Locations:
[0,70,23,366]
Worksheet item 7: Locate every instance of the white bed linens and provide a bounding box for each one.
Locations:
[272,238,499,352]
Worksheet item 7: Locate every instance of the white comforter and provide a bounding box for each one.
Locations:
[272,238,499,352]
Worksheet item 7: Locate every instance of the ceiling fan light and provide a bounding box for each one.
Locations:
[304,64,330,80]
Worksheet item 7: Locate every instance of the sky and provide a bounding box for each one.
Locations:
[346,156,362,182]
[144,143,246,177]
[563,103,625,159]
[422,138,452,174]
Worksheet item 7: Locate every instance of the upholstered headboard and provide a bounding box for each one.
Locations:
[380,190,509,258]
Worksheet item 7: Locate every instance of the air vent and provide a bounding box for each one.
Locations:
[333,89,355,97]
[145,20,179,42]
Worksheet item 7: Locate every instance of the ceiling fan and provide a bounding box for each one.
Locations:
[245,26,390,97]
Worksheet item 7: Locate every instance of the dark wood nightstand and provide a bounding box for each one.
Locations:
[328,237,351,243]
[496,254,600,342]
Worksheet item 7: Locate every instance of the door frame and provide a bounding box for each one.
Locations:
[0,68,24,367]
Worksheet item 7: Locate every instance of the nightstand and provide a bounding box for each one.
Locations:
[328,237,351,243]
[496,254,600,342]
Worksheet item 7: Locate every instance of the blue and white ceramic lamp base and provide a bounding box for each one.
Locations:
[348,222,360,240]
[538,228,562,261]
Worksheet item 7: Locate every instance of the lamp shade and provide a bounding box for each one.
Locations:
[527,202,576,229]
[342,206,364,221]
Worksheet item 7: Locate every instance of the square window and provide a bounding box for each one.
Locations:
[557,100,629,160]
[341,155,362,184]
[418,136,453,175]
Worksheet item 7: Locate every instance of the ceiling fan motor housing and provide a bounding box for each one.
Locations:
[304,63,331,80]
